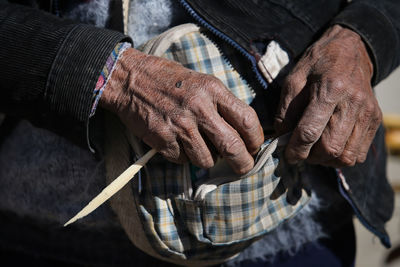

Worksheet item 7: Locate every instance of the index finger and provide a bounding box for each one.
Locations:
[216,87,264,155]
[285,85,336,164]
[199,109,255,175]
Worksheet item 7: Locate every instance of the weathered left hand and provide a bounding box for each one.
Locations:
[275,25,382,167]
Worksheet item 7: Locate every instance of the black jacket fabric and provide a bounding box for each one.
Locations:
[0,2,131,142]
[183,0,400,86]
[0,0,399,264]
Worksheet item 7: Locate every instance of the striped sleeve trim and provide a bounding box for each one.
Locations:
[90,42,132,117]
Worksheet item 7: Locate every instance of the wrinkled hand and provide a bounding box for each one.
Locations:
[100,48,264,174]
[275,25,382,167]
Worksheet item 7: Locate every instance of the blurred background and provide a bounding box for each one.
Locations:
[356,68,400,267]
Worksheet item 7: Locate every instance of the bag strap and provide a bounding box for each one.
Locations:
[122,0,130,34]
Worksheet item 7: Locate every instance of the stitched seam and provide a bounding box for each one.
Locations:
[44,24,80,101]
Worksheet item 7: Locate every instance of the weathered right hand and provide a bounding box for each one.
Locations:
[100,48,264,174]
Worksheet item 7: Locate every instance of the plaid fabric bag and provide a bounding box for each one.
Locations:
[104,24,310,266]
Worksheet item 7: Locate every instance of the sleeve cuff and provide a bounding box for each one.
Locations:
[331,2,399,85]
[46,24,132,123]
[90,42,132,117]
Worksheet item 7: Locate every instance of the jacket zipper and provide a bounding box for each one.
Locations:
[178,0,269,89]
[336,169,391,248]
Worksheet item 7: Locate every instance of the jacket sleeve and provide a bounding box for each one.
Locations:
[0,2,131,131]
[332,0,400,85]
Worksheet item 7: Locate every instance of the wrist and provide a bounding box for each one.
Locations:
[99,47,143,114]
[91,42,131,116]
[331,24,374,80]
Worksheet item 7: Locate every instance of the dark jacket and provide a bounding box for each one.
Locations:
[0,0,399,264]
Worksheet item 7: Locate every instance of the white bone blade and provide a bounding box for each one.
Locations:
[64,148,157,227]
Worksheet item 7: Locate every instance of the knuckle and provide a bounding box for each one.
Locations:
[221,135,243,157]
[304,46,319,60]
[186,94,204,108]
[174,115,192,130]
[337,150,357,166]
[297,126,320,145]
[350,91,366,104]
[285,74,303,91]
[357,153,368,164]
[324,143,344,159]
[159,144,180,161]
[364,101,377,117]
[180,126,195,140]
[330,79,345,93]
[338,155,356,167]
[178,124,199,144]
[185,96,210,117]
[204,75,224,90]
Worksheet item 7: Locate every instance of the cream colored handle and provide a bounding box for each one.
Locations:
[64,148,157,227]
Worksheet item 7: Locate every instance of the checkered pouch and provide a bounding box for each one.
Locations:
[104,24,310,266]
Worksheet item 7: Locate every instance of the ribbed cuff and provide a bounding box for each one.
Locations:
[46,24,132,123]
[91,42,132,117]
[332,2,398,85]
